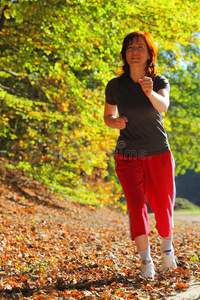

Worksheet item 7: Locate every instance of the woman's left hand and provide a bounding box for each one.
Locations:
[138,76,153,98]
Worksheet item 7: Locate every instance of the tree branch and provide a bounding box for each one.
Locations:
[1,68,32,82]
[0,82,30,98]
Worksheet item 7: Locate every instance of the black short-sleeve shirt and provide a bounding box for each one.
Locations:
[105,73,170,157]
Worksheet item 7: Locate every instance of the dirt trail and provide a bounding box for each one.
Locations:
[173,212,200,224]
[167,282,200,300]
[165,213,200,300]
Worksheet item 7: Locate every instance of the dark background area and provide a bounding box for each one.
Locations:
[176,169,200,206]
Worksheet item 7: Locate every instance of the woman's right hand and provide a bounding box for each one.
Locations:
[104,103,128,129]
[114,116,128,129]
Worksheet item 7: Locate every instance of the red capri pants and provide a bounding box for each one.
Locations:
[115,150,176,239]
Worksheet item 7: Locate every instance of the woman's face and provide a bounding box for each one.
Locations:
[125,37,150,68]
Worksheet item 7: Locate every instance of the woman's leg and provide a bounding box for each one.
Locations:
[160,232,177,271]
[135,234,149,251]
[144,151,177,270]
[144,151,175,238]
[115,156,150,239]
[115,156,155,278]
[135,234,155,279]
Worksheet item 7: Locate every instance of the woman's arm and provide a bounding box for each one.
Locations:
[148,89,170,113]
[139,77,169,112]
[104,103,128,129]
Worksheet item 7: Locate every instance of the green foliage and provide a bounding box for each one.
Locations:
[159,40,200,174]
[190,254,199,262]
[175,198,200,211]
[0,0,199,204]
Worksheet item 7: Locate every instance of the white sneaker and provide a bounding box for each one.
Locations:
[160,248,177,271]
[141,258,155,279]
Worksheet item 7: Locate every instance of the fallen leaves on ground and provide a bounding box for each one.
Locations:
[0,160,199,299]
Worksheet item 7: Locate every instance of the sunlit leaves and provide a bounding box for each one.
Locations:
[0,0,199,201]
[0,165,199,298]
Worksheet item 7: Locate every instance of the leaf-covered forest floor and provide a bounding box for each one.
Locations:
[0,158,200,300]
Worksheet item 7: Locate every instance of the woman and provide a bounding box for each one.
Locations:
[104,31,177,279]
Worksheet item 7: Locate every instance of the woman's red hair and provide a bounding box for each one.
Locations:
[120,31,158,77]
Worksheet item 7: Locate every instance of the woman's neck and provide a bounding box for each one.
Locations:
[129,67,146,83]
